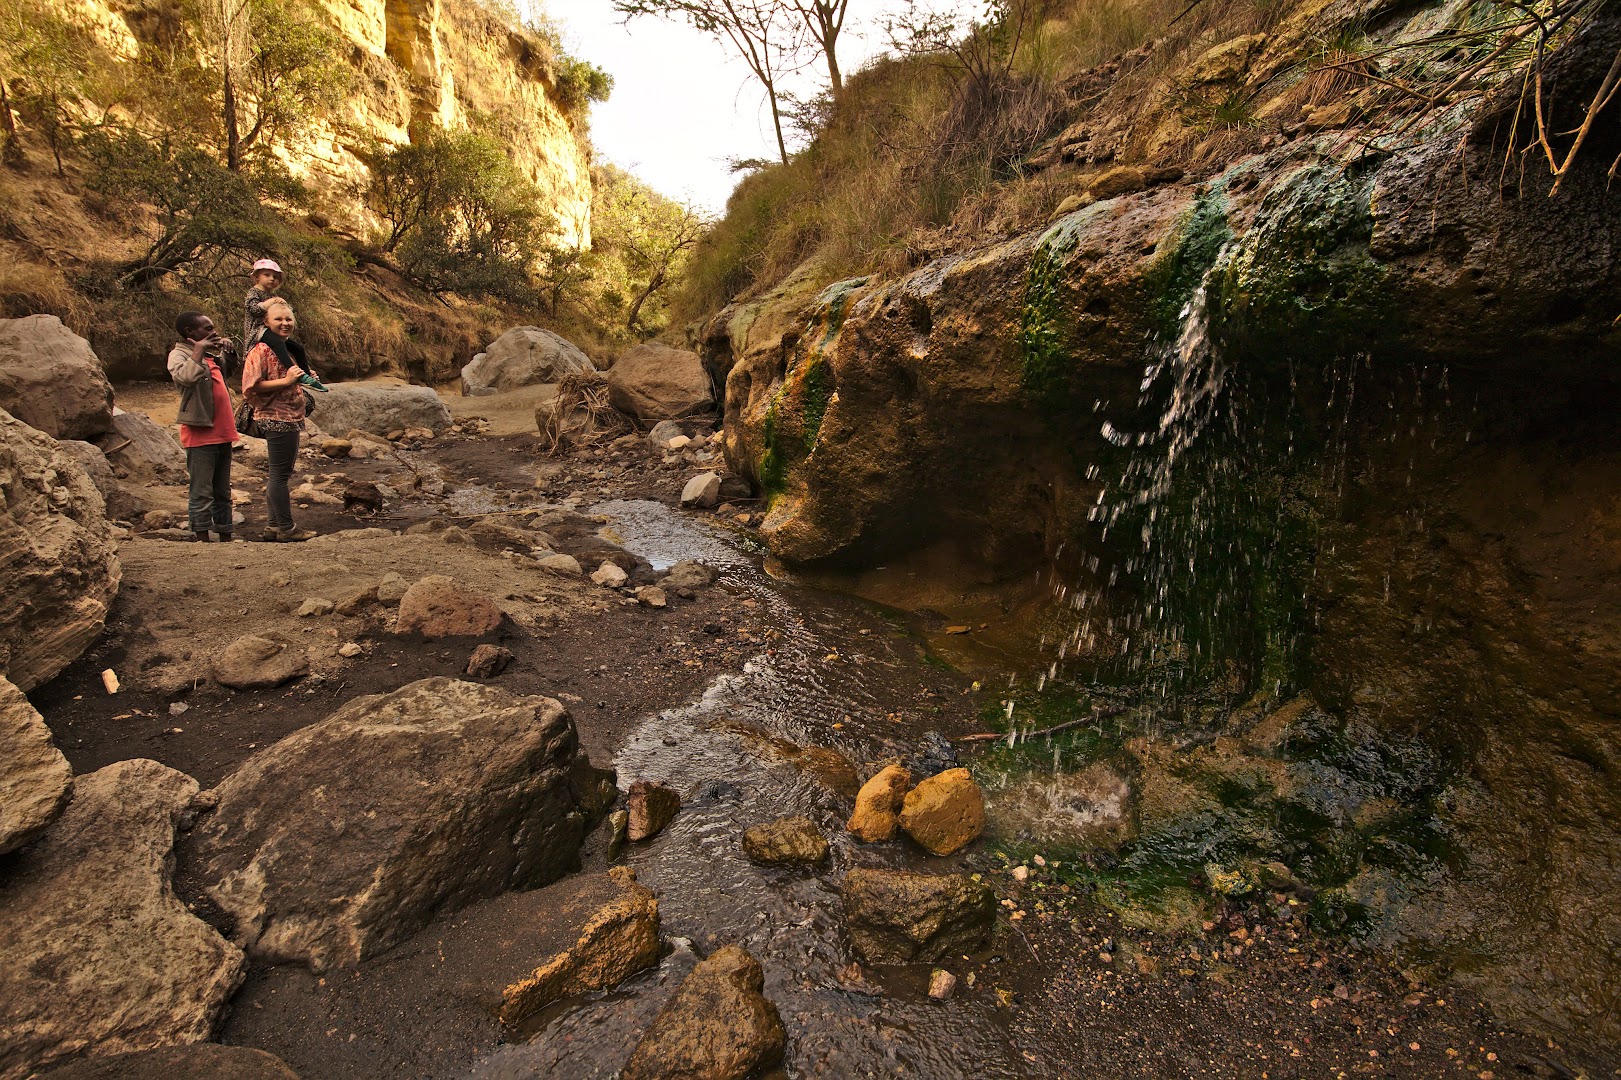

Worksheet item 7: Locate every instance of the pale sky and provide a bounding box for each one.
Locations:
[541,1,972,213]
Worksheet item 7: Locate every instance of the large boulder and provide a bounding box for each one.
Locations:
[188,677,613,970]
[101,409,185,483]
[0,315,113,439]
[0,759,246,1080]
[463,327,594,396]
[621,945,785,1080]
[606,343,713,424]
[315,383,452,436]
[840,869,996,964]
[0,408,121,692]
[0,675,72,855]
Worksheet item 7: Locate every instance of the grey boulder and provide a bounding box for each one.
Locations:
[0,315,113,439]
[188,677,613,970]
[463,327,594,396]
[316,383,452,436]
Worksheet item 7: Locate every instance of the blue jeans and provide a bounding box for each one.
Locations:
[185,444,233,533]
[264,429,300,530]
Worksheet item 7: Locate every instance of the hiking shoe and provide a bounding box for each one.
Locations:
[261,526,286,542]
[278,527,318,542]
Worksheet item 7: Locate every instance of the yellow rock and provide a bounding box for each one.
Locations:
[898,768,985,856]
[847,764,911,842]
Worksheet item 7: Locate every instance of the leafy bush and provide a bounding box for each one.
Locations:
[81,126,276,286]
[552,57,614,112]
[364,128,551,303]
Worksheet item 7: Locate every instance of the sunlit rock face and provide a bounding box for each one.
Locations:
[71,0,591,245]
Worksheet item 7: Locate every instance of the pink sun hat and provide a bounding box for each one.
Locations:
[251,258,284,275]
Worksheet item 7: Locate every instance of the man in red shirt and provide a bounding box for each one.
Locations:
[166,311,240,541]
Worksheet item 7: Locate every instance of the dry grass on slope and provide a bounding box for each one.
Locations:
[670,0,1312,322]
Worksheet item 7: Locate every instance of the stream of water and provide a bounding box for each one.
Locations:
[471,500,1029,1079]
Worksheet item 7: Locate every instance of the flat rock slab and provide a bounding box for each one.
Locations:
[188,677,609,971]
[621,945,785,1080]
[35,1044,300,1080]
[841,868,996,965]
[0,675,71,854]
[0,759,245,1080]
[221,869,654,1080]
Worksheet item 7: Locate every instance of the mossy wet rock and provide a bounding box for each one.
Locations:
[0,675,72,855]
[607,343,713,424]
[0,760,245,1080]
[898,767,985,856]
[847,764,911,842]
[0,408,121,692]
[620,945,786,1080]
[463,327,594,396]
[35,1045,300,1080]
[0,316,114,440]
[840,868,996,965]
[742,816,830,867]
[188,677,610,970]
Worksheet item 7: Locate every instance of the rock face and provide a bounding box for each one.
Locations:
[393,575,505,637]
[847,764,911,842]
[607,344,713,424]
[0,408,121,692]
[0,676,72,855]
[897,767,985,856]
[316,384,452,436]
[496,866,659,1028]
[211,635,309,691]
[626,779,680,842]
[0,315,114,439]
[0,759,245,1080]
[621,945,786,1080]
[57,439,141,521]
[462,327,594,395]
[189,677,610,970]
[34,1044,300,1080]
[841,869,996,965]
[742,816,829,867]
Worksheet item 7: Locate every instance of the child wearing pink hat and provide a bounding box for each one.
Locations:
[243,257,283,349]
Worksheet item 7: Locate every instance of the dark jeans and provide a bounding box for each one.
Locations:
[185,444,233,533]
[264,429,300,530]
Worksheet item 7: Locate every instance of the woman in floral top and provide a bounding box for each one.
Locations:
[241,297,316,542]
